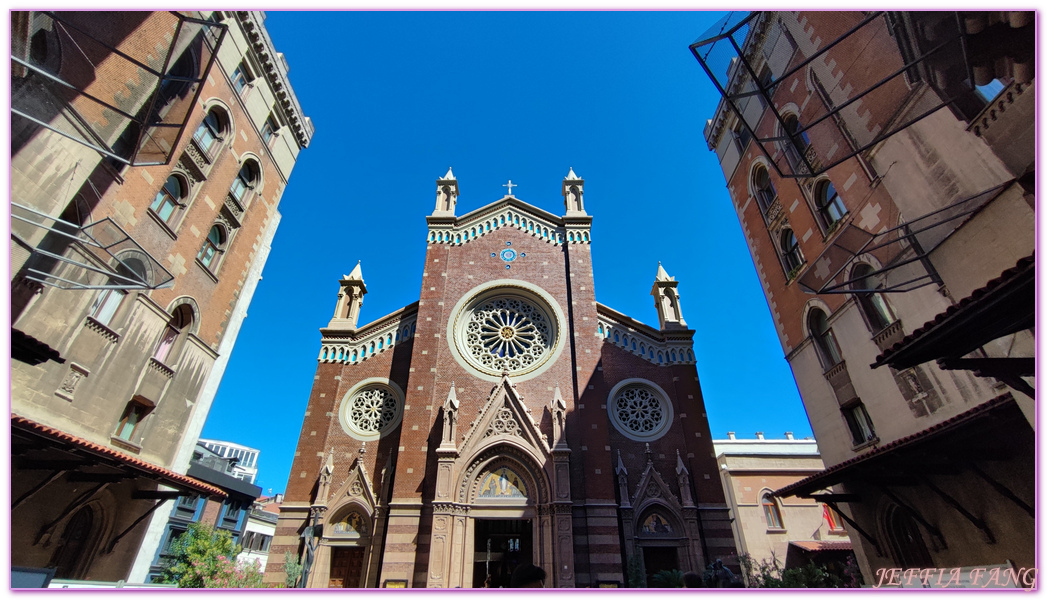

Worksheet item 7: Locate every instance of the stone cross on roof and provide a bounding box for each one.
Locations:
[503,180,517,196]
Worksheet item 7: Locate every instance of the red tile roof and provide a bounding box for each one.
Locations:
[12,414,227,498]
[789,540,853,552]
[872,254,1034,366]
[774,393,1015,498]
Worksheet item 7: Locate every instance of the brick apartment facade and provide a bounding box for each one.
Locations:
[697,11,1033,586]
[10,11,311,584]
[267,170,737,588]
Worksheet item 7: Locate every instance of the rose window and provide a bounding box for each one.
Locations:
[462,296,553,375]
[348,387,398,433]
[608,382,672,441]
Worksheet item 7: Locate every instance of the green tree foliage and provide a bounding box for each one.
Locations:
[156,522,265,588]
[283,551,304,588]
[737,552,852,588]
[652,569,686,588]
[625,554,646,588]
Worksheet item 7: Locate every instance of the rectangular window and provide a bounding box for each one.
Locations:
[735,125,752,154]
[824,504,845,532]
[89,289,126,326]
[232,63,249,94]
[162,526,187,555]
[261,113,279,145]
[220,502,243,529]
[843,401,876,446]
[115,400,151,441]
[174,494,199,520]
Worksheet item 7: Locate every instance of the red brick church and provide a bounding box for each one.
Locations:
[265,169,736,588]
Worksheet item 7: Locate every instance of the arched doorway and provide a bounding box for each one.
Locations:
[427,442,573,588]
[634,507,687,586]
[320,506,372,588]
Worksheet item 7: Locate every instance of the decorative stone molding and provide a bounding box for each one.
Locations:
[147,357,175,379]
[596,303,696,366]
[221,194,245,229]
[84,316,120,343]
[318,303,418,364]
[426,198,591,247]
[432,502,470,515]
[483,408,522,438]
[872,320,904,352]
[235,11,314,147]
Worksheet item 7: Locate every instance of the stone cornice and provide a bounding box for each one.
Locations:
[596,303,696,366]
[235,11,314,148]
[318,303,419,364]
[320,302,419,340]
[427,197,592,247]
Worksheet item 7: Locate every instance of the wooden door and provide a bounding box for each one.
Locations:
[328,547,365,588]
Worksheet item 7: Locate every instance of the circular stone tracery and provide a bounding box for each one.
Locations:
[464,296,551,374]
[607,380,673,442]
[338,379,404,441]
[349,387,398,433]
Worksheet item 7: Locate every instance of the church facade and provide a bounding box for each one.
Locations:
[265,170,736,588]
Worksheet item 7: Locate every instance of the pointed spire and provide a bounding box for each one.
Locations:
[616,449,628,476]
[562,167,586,214]
[330,262,367,330]
[652,262,687,330]
[323,449,334,475]
[676,449,689,475]
[347,260,363,282]
[434,168,459,215]
[655,261,673,282]
[445,382,459,411]
[553,384,566,411]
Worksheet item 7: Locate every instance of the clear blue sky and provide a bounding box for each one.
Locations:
[200,11,813,495]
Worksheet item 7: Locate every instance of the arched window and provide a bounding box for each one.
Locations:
[192,107,228,156]
[657,352,663,364]
[782,113,810,172]
[153,303,194,365]
[378,338,383,350]
[614,332,620,343]
[884,504,932,569]
[632,340,637,351]
[783,114,810,152]
[808,308,842,368]
[52,505,95,578]
[762,493,784,529]
[752,166,777,214]
[779,228,804,273]
[671,350,677,361]
[197,225,227,270]
[852,264,894,332]
[229,160,260,204]
[598,324,604,335]
[352,350,358,361]
[322,348,328,360]
[815,180,847,230]
[151,175,186,223]
[687,350,694,361]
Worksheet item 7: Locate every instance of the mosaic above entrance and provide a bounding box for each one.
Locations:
[478,466,529,499]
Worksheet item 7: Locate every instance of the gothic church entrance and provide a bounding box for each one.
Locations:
[472,519,533,588]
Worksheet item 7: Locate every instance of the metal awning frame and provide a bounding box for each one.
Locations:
[691,11,974,180]
[12,201,175,291]
[796,181,1010,295]
[11,11,226,167]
